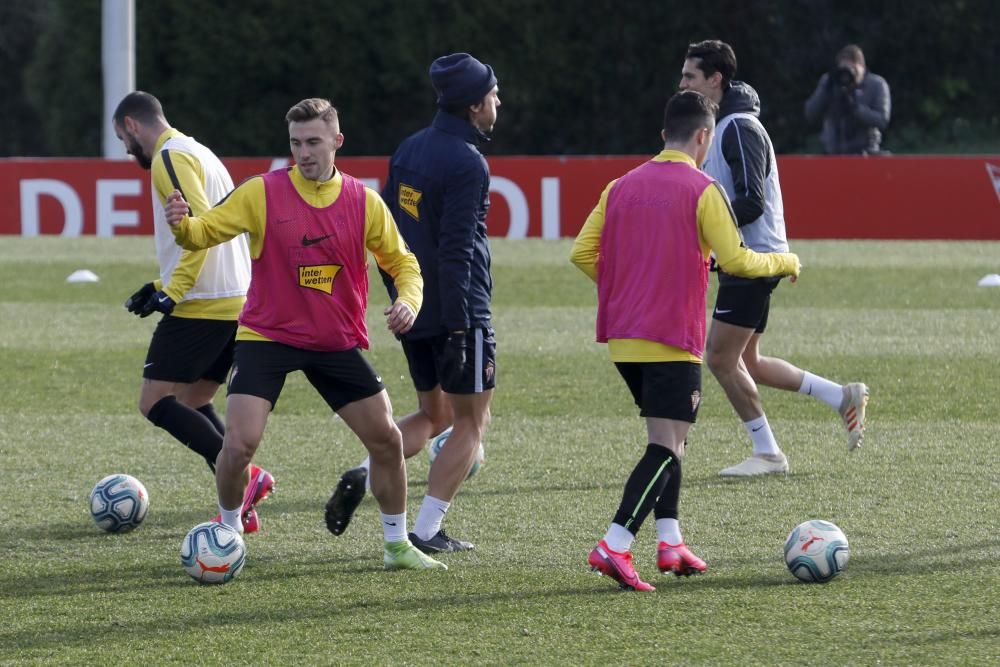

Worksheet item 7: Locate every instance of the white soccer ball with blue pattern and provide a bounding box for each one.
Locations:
[89,474,149,533]
[428,427,485,479]
[784,519,850,583]
[180,521,246,585]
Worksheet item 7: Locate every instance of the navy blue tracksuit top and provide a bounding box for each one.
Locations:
[381,110,493,339]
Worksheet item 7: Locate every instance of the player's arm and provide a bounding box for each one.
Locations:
[570,180,615,282]
[699,183,799,279]
[167,177,266,257]
[364,188,423,317]
[437,160,484,332]
[151,149,211,302]
[720,119,768,227]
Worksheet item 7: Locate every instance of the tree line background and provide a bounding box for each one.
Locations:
[2,0,998,158]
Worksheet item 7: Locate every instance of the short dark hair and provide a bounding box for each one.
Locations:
[662,90,717,142]
[285,98,340,129]
[685,40,738,87]
[112,91,164,126]
[836,44,865,67]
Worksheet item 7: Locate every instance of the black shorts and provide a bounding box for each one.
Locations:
[614,361,702,423]
[143,315,237,384]
[401,327,497,394]
[228,341,385,410]
[712,276,782,334]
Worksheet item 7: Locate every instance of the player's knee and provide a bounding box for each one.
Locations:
[366,423,404,462]
[219,429,259,464]
[705,348,727,378]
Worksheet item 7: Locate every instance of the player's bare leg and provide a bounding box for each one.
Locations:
[409,390,491,553]
[741,333,804,391]
[398,388,454,459]
[214,394,270,531]
[706,321,787,476]
[337,390,407,514]
[337,390,446,570]
[175,379,223,411]
[705,320,762,421]
[426,391,491,502]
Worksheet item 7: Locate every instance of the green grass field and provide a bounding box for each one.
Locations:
[1,237,998,665]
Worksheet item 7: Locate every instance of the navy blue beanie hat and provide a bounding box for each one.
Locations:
[429,53,497,108]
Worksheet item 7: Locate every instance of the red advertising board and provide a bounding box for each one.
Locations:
[1,155,998,238]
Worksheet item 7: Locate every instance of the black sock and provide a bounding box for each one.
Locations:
[612,444,678,535]
[654,456,682,521]
[147,396,222,473]
[195,403,226,436]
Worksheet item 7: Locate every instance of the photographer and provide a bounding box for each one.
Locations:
[805,44,891,154]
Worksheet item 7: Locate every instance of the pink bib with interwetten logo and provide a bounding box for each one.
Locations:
[240,168,369,351]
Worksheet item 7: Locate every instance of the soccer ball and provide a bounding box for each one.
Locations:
[180,521,246,585]
[428,427,485,479]
[89,474,149,533]
[784,519,850,583]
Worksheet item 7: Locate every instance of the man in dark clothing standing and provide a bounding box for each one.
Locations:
[805,44,891,155]
[328,53,500,555]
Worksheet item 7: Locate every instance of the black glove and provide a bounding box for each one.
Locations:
[125,283,156,314]
[439,330,468,386]
[138,290,175,318]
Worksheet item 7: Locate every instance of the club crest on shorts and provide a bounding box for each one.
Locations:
[690,390,701,412]
[484,360,495,383]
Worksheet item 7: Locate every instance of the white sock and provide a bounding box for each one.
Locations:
[380,511,407,543]
[744,414,780,456]
[798,371,843,410]
[219,505,243,534]
[603,522,634,553]
[412,495,450,541]
[656,518,683,546]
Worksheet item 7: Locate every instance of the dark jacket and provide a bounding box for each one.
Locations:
[716,81,773,228]
[381,110,493,339]
[804,71,891,154]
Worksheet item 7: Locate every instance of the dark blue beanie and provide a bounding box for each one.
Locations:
[429,53,497,108]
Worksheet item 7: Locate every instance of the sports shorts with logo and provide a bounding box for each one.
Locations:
[400,326,496,394]
[614,361,702,423]
[712,274,782,333]
[228,341,385,410]
[143,315,237,384]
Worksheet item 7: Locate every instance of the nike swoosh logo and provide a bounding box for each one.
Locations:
[751,425,763,432]
[158,296,171,303]
[715,308,732,315]
[302,233,333,246]
[144,363,153,368]
[385,521,397,526]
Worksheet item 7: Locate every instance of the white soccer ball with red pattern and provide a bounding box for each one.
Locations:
[784,519,850,583]
[180,521,246,584]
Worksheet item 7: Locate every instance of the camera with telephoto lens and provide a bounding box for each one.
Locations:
[832,65,856,89]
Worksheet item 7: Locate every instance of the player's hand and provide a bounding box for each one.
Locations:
[138,290,175,318]
[384,301,416,335]
[787,253,802,283]
[164,190,190,226]
[125,283,156,314]
[440,330,468,386]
